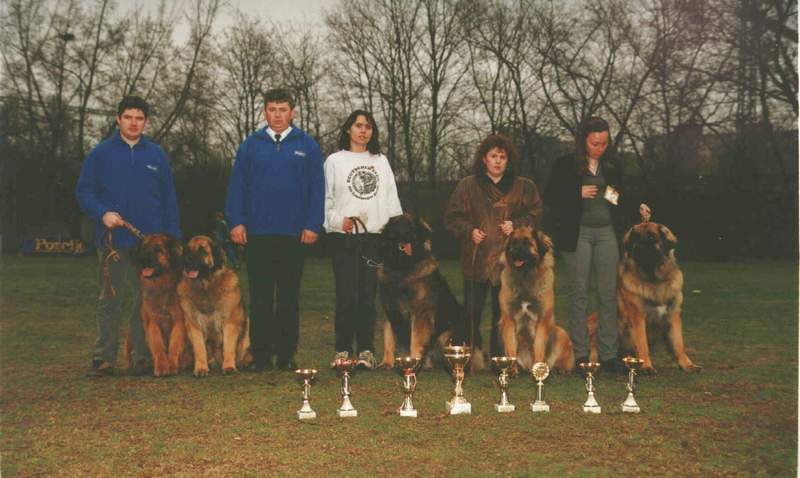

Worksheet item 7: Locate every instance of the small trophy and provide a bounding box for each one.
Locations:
[530,362,551,412]
[491,356,517,413]
[621,356,644,413]
[395,356,421,417]
[579,362,602,414]
[443,344,472,415]
[334,358,358,418]
[295,368,318,420]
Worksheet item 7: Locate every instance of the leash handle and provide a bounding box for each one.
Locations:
[101,216,144,299]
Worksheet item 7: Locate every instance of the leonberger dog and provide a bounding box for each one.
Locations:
[177,236,251,377]
[129,234,188,377]
[377,214,467,368]
[497,226,574,372]
[617,222,700,374]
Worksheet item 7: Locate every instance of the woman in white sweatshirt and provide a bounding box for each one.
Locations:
[324,109,403,370]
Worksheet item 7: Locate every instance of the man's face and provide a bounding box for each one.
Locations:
[264,101,294,133]
[117,108,147,142]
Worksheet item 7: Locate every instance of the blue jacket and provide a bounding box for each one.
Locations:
[225,126,324,236]
[76,130,181,249]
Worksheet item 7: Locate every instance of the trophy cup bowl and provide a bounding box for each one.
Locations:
[395,356,421,417]
[621,356,644,413]
[491,356,517,413]
[443,345,472,415]
[295,368,318,420]
[530,362,551,412]
[579,362,602,414]
[334,358,358,418]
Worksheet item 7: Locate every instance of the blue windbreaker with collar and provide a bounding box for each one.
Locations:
[76,130,181,249]
[225,125,324,236]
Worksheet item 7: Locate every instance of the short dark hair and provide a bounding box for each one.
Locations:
[337,109,381,155]
[117,96,149,117]
[575,116,612,173]
[263,88,295,109]
[472,133,520,177]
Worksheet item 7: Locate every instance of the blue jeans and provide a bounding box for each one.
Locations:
[92,248,149,365]
[562,225,619,361]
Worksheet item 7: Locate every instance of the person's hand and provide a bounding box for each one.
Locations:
[102,211,124,229]
[639,203,652,222]
[230,225,247,245]
[581,185,598,199]
[342,217,354,233]
[472,228,487,245]
[300,229,318,244]
[499,220,514,236]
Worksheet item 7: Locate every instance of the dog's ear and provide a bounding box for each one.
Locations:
[416,216,432,241]
[166,235,183,269]
[211,238,226,269]
[536,230,553,256]
[658,224,678,251]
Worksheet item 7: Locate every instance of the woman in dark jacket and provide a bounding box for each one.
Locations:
[544,117,649,373]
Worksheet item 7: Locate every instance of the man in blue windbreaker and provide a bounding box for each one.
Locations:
[76,96,181,377]
[225,88,324,372]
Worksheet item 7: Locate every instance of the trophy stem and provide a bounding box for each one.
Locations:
[399,371,418,417]
[582,374,601,414]
[495,370,515,412]
[621,369,641,413]
[530,380,550,412]
[298,379,317,420]
[446,365,472,415]
[337,372,358,417]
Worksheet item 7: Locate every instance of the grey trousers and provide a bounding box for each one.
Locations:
[92,249,149,365]
[562,225,619,361]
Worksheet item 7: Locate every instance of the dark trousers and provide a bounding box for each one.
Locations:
[330,233,380,354]
[245,235,305,365]
[463,279,502,357]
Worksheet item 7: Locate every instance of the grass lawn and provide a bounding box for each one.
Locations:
[0,254,796,477]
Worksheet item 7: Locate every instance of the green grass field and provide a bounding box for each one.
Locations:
[0,254,796,477]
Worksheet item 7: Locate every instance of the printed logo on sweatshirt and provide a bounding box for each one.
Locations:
[145,164,158,172]
[293,150,307,157]
[347,165,379,200]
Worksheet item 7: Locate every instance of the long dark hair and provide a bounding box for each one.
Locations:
[337,109,381,155]
[575,116,615,175]
[471,133,519,178]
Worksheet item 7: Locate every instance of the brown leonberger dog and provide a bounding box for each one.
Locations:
[177,236,251,377]
[129,234,188,377]
[617,222,700,374]
[498,226,574,372]
[377,214,467,368]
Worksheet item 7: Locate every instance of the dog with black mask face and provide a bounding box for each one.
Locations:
[177,235,251,376]
[617,222,700,374]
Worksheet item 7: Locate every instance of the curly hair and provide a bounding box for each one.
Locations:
[471,133,520,177]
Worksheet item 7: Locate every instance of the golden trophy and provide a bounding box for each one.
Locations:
[621,356,644,413]
[579,362,602,414]
[334,358,358,418]
[295,368,318,420]
[395,356,421,417]
[491,356,517,412]
[443,344,472,415]
[530,362,551,412]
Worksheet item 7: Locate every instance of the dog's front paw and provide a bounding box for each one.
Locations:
[222,365,238,374]
[193,365,210,377]
[681,363,702,373]
[640,365,657,375]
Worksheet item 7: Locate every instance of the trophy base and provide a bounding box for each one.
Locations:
[399,408,418,417]
[297,410,317,420]
[621,404,641,413]
[447,401,472,415]
[337,409,358,417]
[494,403,515,413]
[530,402,550,412]
[582,404,601,414]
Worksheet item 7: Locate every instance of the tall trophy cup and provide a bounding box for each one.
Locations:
[443,344,472,415]
[395,356,421,417]
[295,368,318,420]
[530,362,551,412]
[579,362,601,414]
[621,356,644,413]
[491,356,517,412]
[334,358,358,418]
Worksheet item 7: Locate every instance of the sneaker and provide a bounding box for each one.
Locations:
[331,351,349,369]
[356,350,376,371]
[86,359,114,377]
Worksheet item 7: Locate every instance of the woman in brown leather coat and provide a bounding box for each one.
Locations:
[445,134,542,368]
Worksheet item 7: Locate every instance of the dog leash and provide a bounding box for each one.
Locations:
[101,219,144,299]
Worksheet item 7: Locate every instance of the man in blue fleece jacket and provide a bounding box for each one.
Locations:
[76,95,181,377]
[225,88,324,371]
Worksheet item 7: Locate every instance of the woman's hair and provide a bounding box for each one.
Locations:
[472,133,520,177]
[337,109,381,155]
[575,116,614,174]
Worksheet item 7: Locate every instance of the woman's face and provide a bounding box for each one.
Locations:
[585,131,609,161]
[348,115,373,151]
[482,147,508,180]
